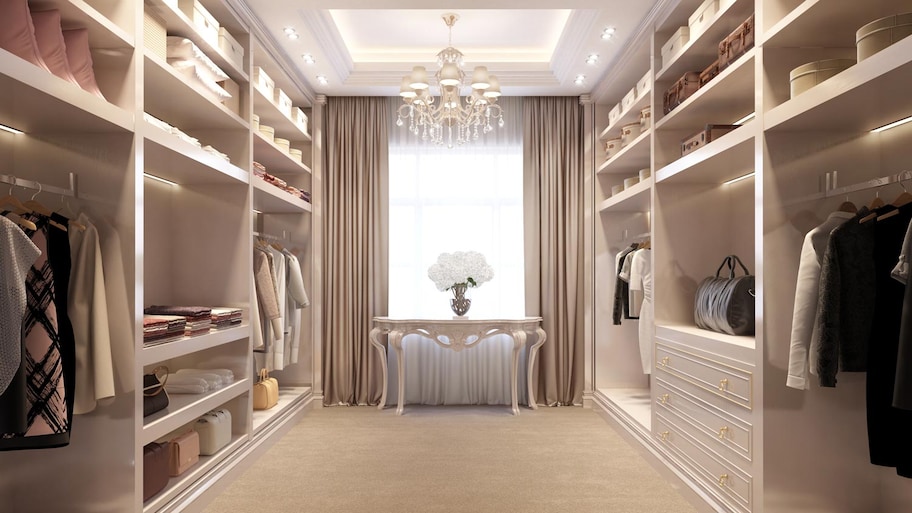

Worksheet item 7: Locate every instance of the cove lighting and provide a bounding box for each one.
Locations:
[586,54,599,65]
[302,54,315,64]
[0,123,24,135]
[723,172,755,185]
[734,112,756,125]
[143,173,179,187]
[316,75,328,85]
[871,115,912,133]
[574,74,586,85]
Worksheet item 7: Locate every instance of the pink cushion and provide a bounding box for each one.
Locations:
[0,0,51,72]
[62,29,106,100]
[30,10,80,86]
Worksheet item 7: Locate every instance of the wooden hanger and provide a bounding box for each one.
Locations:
[55,195,86,232]
[0,179,31,215]
[837,197,857,213]
[869,190,885,209]
[877,180,912,221]
[4,211,37,231]
[639,239,651,249]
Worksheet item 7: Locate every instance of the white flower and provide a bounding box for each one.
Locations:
[427,251,495,291]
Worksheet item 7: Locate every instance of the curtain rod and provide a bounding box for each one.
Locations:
[0,172,77,198]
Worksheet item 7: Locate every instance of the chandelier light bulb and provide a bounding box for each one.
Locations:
[409,66,430,89]
[471,66,491,89]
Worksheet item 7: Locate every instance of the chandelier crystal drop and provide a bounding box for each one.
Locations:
[397,13,504,148]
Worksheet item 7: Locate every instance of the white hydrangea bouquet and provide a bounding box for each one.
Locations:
[427,251,495,291]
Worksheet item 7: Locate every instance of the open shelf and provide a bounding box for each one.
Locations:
[253,132,312,175]
[144,51,247,131]
[252,386,312,434]
[600,93,651,140]
[599,176,653,213]
[657,49,756,132]
[764,35,912,133]
[142,379,250,445]
[141,121,248,184]
[763,0,909,48]
[657,122,756,184]
[146,0,248,83]
[598,130,651,175]
[656,324,755,351]
[142,435,247,513]
[656,0,755,82]
[254,88,311,142]
[141,324,249,366]
[253,177,312,213]
[0,50,133,133]
[34,0,135,48]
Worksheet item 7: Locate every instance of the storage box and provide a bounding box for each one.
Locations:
[621,88,637,111]
[251,114,259,131]
[639,106,652,131]
[663,72,700,114]
[718,14,755,70]
[681,124,739,156]
[258,124,275,142]
[253,66,275,99]
[179,0,219,47]
[620,122,641,147]
[789,59,855,98]
[218,27,244,70]
[219,78,239,115]
[611,184,624,196]
[292,107,308,135]
[623,176,640,189]
[661,26,690,67]
[274,137,290,153]
[143,9,167,60]
[699,59,720,87]
[689,0,719,41]
[856,13,912,61]
[289,148,303,164]
[638,168,651,181]
[605,138,622,159]
[274,88,292,117]
[636,70,652,99]
[719,0,736,10]
[608,103,622,127]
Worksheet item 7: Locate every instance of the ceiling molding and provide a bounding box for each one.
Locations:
[550,10,600,84]
[299,10,354,82]
[344,68,561,86]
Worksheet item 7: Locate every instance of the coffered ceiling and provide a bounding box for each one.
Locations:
[236,1,660,97]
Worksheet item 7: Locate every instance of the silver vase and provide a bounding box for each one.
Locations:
[450,283,471,317]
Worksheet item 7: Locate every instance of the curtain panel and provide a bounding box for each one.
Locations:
[523,96,586,406]
[322,97,390,406]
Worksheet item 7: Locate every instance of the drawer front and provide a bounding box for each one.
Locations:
[655,377,752,464]
[655,414,752,512]
[656,342,753,410]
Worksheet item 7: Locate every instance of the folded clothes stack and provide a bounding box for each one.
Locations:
[143,315,187,346]
[144,306,213,337]
[253,161,267,177]
[211,308,243,330]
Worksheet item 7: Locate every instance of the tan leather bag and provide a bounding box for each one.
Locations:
[168,430,200,476]
[253,368,278,410]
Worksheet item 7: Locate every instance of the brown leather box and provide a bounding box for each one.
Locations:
[681,124,740,156]
[663,72,701,114]
[143,441,170,502]
[718,14,755,70]
[700,59,721,87]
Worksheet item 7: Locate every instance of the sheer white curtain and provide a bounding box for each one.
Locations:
[387,96,527,405]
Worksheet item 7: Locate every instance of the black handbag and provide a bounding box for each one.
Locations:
[143,366,170,417]
[694,255,755,336]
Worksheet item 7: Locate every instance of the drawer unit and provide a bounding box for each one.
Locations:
[655,341,753,410]
[655,414,752,512]
[655,377,752,462]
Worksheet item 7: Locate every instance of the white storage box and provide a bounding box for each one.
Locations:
[274,137,290,153]
[218,28,244,70]
[623,176,640,189]
[856,13,912,61]
[719,0,736,11]
[258,124,275,142]
[195,409,232,456]
[253,66,275,99]
[605,137,622,159]
[178,0,220,47]
[688,0,719,41]
[292,107,308,134]
[251,114,259,131]
[611,184,624,196]
[273,88,292,117]
[620,122,641,147]
[608,103,622,127]
[289,148,303,164]
[661,26,690,67]
[621,87,637,111]
[639,106,652,131]
[143,9,167,60]
[789,59,855,98]
[636,70,652,99]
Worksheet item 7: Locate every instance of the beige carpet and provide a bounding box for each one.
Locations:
[203,405,699,513]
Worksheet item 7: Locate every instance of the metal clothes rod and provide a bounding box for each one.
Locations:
[825,169,912,198]
[0,172,77,198]
[253,230,287,241]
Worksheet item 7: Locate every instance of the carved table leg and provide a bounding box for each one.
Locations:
[527,327,547,410]
[389,330,405,415]
[510,330,526,416]
[368,327,388,411]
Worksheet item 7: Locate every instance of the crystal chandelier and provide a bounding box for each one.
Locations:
[397,13,504,148]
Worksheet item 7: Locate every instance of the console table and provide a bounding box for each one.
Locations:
[369,317,546,415]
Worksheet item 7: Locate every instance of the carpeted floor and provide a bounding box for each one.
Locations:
[203,405,699,513]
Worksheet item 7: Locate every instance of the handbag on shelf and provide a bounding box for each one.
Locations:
[694,255,756,336]
[143,441,170,502]
[196,408,232,455]
[143,366,170,417]
[168,430,200,477]
[253,368,278,410]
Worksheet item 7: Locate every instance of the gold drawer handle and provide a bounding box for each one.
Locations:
[660,356,670,367]
[659,394,669,405]
[718,474,729,487]
[718,426,729,440]
[718,378,729,392]
[660,431,670,441]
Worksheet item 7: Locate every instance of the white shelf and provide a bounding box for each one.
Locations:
[764,35,912,133]
[600,93,651,140]
[253,87,311,142]
[599,176,653,213]
[252,386,312,434]
[253,132,312,175]
[0,50,133,133]
[598,130,651,175]
[762,0,908,48]
[141,325,249,366]
[657,49,756,132]
[253,177,312,213]
[597,388,652,431]
[142,435,247,513]
[656,324,755,351]
[146,0,248,83]
[142,379,250,445]
[656,122,756,184]
[141,121,249,184]
[656,0,754,82]
[144,51,247,131]
[53,0,135,49]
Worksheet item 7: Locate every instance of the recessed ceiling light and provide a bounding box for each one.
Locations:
[302,54,315,64]
[601,27,616,40]
[574,74,586,85]
[586,54,599,65]
[284,27,299,39]
[283,27,296,35]
[316,75,328,85]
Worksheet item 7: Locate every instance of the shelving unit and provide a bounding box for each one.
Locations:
[599,91,651,140]
[252,385,313,433]
[142,379,250,445]
[140,325,251,365]
[597,130,651,175]
[598,177,653,213]
[253,131,313,174]
[253,176,312,213]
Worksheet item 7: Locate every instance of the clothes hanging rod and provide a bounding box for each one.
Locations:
[622,229,650,241]
[0,172,77,198]
[825,169,912,199]
[253,230,287,241]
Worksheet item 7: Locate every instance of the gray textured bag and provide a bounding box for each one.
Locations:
[694,255,755,336]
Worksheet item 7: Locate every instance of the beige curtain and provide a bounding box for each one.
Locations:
[523,96,586,406]
[322,97,389,406]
